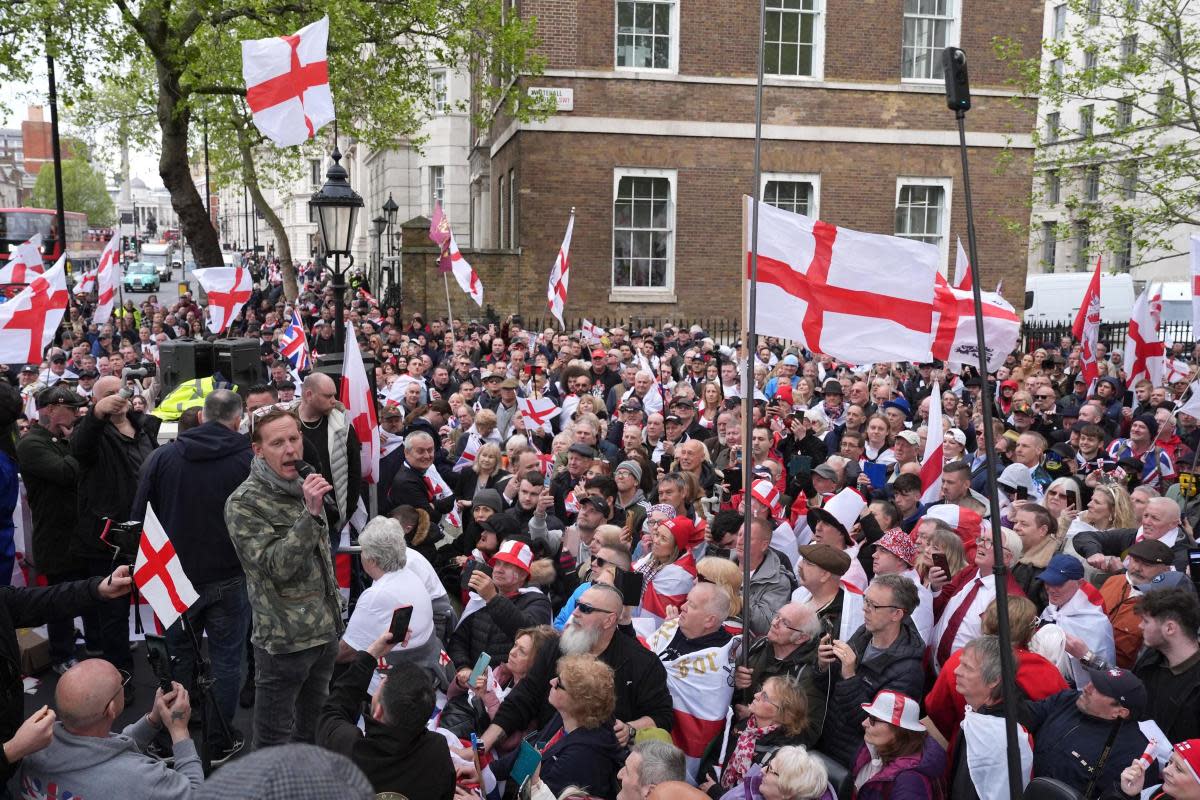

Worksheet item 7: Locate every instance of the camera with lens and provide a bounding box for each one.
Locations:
[100,519,143,565]
[122,366,148,381]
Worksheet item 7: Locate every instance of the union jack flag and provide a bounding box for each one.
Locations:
[279,310,312,372]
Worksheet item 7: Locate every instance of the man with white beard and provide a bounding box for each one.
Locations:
[478,584,674,751]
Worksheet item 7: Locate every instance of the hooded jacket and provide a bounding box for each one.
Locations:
[18,717,203,800]
[817,618,927,768]
[316,651,455,800]
[851,735,947,800]
[534,714,623,800]
[131,421,252,586]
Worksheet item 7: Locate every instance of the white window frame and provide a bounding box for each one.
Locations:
[614,0,679,75]
[763,0,826,81]
[900,0,961,84]
[760,172,821,220]
[310,159,322,187]
[431,70,448,113]
[1052,3,1067,39]
[610,167,677,303]
[430,166,445,213]
[894,176,953,273]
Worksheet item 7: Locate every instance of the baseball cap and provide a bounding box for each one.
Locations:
[591,349,606,360]
[580,495,610,516]
[379,405,402,419]
[669,396,696,409]
[479,514,522,541]
[77,369,98,380]
[782,354,800,367]
[499,377,519,390]
[664,414,683,424]
[492,539,533,575]
[1037,553,1085,586]
[798,543,851,576]
[1146,571,1192,592]
[895,430,921,446]
[660,516,696,553]
[482,373,503,383]
[36,385,86,410]
[1084,666,1147,719]
[1126,539,1173,566]
[19,365,36,375]
[620,397,644,412]
[1012,401,1033,415]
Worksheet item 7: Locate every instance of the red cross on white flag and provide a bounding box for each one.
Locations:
[242,16,335,147]
[92,235,123,326]
[546,211,574,328]
[952,237,972,292]
[0,255,68,364]
[743,197,939,364]
[133,504,199,630]
[340,323,379,483]
[932,274,1020,372]
[920,381,944,505]
[196,267,254,333]
[0,233,44,284]
[580,319,605,344]
[520,396,561,433]
[1124,285,1165,387]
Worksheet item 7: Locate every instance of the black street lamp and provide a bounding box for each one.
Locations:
[309,145,363,352]
[372,214,387,291]
[382,193,398,259]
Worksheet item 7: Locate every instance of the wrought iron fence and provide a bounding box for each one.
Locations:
[518,316,746,346]
[1022,320,1195,352]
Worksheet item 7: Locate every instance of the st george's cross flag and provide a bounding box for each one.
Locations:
[242,16,335,147]
[0,233,44,284]
[133,504,199,630]
[1125,285,1165,388]
[952,236,973,291]
[920,381,944,505]
[546,211,574,328]
[581,319,605,345]
[0,255,68,364]
[422,464,460,527]
[341,324,379,484]
[196,267,254,333]
[743,197,939,364]
[932,275,1021,373]
[92,235,123,326]
[429,202,483,306]
[520,396,561,433]
[1074,257,1103,390]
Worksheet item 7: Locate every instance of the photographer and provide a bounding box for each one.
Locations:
[71,375,160,686]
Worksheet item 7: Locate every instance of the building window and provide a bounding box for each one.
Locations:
[1087,0,1102,25]
[1080,104,1094,138]
[1051,58,1064,79]
[307,202,317,224]
[1121,161,1138,199]
[1046,111,1061,143]
[765,0,823,78]
[612,169,675,294]
[1083,165,1101,202]
[762,174,820,218]
[431,71,448,113]
[615,0,676,72]
[1045,170,1061,204]
[498,174,506,248]
[1158,82,1177,121]
[1113,217,1133,271]
[901,0,958,81]
[430,166,445,213]
[1083,48,1098,73]
[894,177,952,268]
[310,159,322,187]
[1052,3,1067,38]
[1042,222,1058,270]
[1116,95,1134,128]
[1074,221,1090,270]
[508,168,516,247]
[1120,33,1138,62]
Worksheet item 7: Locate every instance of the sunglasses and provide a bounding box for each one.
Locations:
[574,601,618,616]
[550,676,569,692]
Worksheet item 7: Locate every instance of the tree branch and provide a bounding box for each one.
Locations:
[190,85,247,97]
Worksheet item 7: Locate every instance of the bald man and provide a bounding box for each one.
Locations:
[72,374,160,681]
[298,372,361,538]
[1074,496,1195,573]
[20,659,203,798]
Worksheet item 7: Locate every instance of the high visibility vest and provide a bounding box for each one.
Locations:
[152,375,235,421]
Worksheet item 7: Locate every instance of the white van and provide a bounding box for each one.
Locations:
[141,243,174,281]
[1024,272,1136,325]
[1156,281,1192,342]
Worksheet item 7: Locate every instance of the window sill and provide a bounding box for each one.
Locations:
[608,288,677,304]
[613,66,679,77]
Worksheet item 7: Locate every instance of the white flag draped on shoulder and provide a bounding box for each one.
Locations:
[242,16,335,147]
[743,197,939,364]
[134,504,199,630]
[195,267,254,333]
[0,256,68,364]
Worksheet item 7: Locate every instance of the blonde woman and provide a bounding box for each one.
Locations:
[699,382,724,429]
[1044,477,1084,536]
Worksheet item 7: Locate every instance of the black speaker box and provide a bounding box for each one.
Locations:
[158,338,215,396]
[214,338,263,393]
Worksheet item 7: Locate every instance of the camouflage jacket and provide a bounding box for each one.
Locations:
[225,456,344,655]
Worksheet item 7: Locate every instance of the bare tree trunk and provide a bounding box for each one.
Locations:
[234,119,299,301]
[155,62,222,267]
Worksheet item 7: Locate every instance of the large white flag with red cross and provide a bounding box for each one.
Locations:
[519,396,560,433]
[1124,285,1165,387]
[0,255,68,364]
[92,235,122,326]
[932,274,1020,373]
[1191,235,1200,339]
[743,197,939,364]
[242,16,335,148]
[341,323,379,483]
[920,380,943,505]
[196,267,253,333]
[546,211,574,328]
[134,503,199,630]
[0,233,44,284]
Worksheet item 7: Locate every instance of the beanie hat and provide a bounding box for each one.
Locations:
[616,460,643,483]
[660,516,696,554]
[1134,413,1159,441]
[1175,739,1200,784]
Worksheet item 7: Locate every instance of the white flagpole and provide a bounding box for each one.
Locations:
[443,273,453,329]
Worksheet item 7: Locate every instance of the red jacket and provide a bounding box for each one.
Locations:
[925,648,1067,740]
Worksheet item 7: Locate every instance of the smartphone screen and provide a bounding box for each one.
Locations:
[1188,548,1200,582]
[932,553,951,576]
[389,605,413,644]
[468,652,492,686]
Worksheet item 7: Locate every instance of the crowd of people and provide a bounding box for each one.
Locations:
[0,257,1197,800]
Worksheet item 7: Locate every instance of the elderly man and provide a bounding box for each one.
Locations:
[1096,539,1175,667]
[551,442,596,521]
[298,373,360,538]
[673,439,719,495]
[225,406,344,749]
[816,573,926,767]
[735,518,797,637]
[19,659,201,798]
[480,584,674,752]
[1076,496,1194,573]
[1037,553,1115,687]
[386,431,454,557]
[618,740,687,800]
[1012,432,1051,498]
[624,370,663,414]
[733,602,826,732]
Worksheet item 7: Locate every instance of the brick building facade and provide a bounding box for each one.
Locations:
[469,0,1042,322]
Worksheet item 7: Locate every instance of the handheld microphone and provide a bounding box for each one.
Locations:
[291,460,339,518]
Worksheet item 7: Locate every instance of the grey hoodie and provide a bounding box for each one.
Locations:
[19,717,203,799]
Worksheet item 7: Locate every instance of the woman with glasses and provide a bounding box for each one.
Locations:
[1044,476,1084,535]
[528,654,621,799]
[851,691,945,800]
[698,676,813,798]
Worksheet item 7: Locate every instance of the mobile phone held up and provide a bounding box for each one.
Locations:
[389,605,413,645]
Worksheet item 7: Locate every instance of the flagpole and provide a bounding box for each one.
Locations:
[443,273,453,332]
[739,0,768,666]
[945,47,1023,800]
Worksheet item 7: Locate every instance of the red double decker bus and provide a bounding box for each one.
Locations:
[0,207,108,287]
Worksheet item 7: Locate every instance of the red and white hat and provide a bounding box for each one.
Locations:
[877,529,918,567]
[750,479,783,520]
[492,540,533,574]
[861,690,924,732]
[1175,739,1200,784]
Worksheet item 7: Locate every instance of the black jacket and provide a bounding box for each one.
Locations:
[71,409,159,562]
[0,578,109,780]
[131,421,251,586]
[388,460,455,561]
[316,651,456,799]
[737,636,830,742]
[15,425,81,576]
[534,714,622,800]
[492,627,675,736]
[1072,527,1195,573]
[1133,647,1200,744]
[816,619,926,767]
[448,590,553,671]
